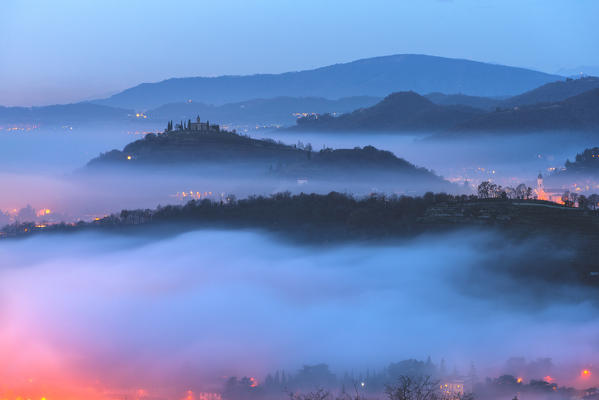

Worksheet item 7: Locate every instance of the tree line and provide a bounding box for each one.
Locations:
[476,180,599,209]
[3,189,599,240]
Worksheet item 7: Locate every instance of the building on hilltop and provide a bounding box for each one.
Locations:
[166,116,221,133]
[189,116,220,132]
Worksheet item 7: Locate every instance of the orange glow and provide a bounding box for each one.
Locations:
[544,375,554,383]
[127,155,132,160]
[36,208,51,217]
[536,187,549,201]
[581,369,592,378]
[196,394,222,400]
[517,377,523,383]
[182,390,195,400]
[249,377,258,387]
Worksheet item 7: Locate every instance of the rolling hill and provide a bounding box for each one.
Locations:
[426,76,599,111]
[86,127,452,190]
[455,88,599,132]
[292,91,484,132]
[499,76,599,108]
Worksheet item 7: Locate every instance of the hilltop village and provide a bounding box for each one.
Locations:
[166,116,223,133]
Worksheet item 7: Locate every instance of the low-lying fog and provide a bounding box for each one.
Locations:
[1,128,598,222]
[0,229,597,399]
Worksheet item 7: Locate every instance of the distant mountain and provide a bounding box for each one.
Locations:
[93,54,561,109]
[146,96,381,128]
[292,91,484,132]
[455,88,599,132]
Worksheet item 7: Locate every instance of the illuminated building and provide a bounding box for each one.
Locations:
[536,173,564,203]
[440,380,465,399]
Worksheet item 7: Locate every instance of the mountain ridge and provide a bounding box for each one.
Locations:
[92,54,561,109]
[425,76,599,111]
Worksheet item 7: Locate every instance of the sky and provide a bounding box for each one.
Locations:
[1,0,598,106]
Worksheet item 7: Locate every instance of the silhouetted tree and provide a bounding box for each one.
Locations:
[569,192,579,207]
[588,194,599,210]
[526,187,533,200]
[385,375,440,400]
[515,184,527,200]
[477,181,492,198]
[562,191,574,207]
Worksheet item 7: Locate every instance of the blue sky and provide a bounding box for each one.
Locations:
[1,0,598,106]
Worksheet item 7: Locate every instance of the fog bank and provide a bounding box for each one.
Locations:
[0,229,597,399]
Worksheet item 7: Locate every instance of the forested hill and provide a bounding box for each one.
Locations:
[86,128,449,185]
[292,91,484,132]
[93,54,560,109]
